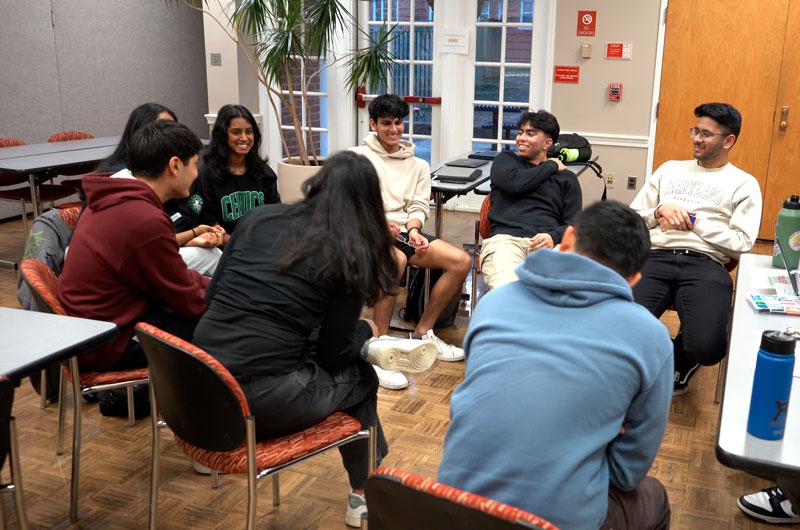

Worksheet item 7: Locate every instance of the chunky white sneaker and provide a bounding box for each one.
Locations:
[345,491,367,527]
[737,486,800,524]
[373,365,409,390]
[361,336,438,373]
[413,330,465,362]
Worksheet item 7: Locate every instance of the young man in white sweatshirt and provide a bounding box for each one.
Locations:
[351,94,470,390]
[630,102,762,394]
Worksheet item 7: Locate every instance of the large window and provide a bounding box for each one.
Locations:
[368,0,435,163]
[279,59,329,159]
[472,0,534,153]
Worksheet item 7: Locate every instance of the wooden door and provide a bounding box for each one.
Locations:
[653,0,789,239]
[762,0,800,239]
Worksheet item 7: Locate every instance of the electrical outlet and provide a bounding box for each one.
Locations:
[605,171,615,189]
[627,175,637,190]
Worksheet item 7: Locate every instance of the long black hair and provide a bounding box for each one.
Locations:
[204,104,269,181]
[99,103,177,172]
[269,151,397,304]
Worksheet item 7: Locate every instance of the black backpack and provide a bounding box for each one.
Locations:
[547,132,593,162]
[547,133,606,201]
[400,268,461,328]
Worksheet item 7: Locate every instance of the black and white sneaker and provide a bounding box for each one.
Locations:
[737,487,800,524]
[673,362,700,395]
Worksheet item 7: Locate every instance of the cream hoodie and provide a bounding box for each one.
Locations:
[350,133,431,227]
[631,160,763,264]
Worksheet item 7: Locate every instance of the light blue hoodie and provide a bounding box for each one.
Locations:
[438,249,673,529]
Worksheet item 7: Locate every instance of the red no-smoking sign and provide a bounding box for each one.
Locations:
[577,10,597,37]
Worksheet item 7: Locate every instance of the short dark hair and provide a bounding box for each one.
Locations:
[517,110,560,141]
[368,94,409,122]
[128,121,202,179]
[571,200,650,278]
[694,102,741,139]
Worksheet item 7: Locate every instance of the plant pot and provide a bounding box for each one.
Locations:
[276,158,324,203]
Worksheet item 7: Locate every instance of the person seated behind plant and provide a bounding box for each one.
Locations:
[175,104,280,241]
[97,102,225,276]
[192,151,438,527]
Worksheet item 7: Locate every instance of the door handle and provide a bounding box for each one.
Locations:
[780,106,790,130]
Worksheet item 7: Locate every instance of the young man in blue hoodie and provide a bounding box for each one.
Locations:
[438,201,673,530]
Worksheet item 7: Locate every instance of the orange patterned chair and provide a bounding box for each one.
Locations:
[19,258,149,522]
[135,322,376,530]
[0,137,74,236]
[365,466,559,530]
[47,130,97,191]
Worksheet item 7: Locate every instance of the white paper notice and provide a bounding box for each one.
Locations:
[440,29,469,55]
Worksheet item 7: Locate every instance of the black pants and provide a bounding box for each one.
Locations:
[633,250,733,366]
[112,306,199,371]
[236,358,388,489]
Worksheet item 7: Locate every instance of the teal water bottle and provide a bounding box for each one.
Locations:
[773,195,800,269]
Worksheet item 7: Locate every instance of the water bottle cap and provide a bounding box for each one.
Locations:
[760,330,796,355]
[784,195,800,210]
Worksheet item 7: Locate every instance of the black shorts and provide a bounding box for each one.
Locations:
[393,231,438,259]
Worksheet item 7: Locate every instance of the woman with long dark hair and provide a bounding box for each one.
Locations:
[99,102,177,173]
[184,104,280,237]
[193,151,436,527]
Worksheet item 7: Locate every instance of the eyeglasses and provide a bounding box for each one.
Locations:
[689,127,726,139]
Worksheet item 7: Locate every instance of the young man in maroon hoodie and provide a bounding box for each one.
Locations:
[58,121,209,374]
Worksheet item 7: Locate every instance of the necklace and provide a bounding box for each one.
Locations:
[228,164,246,175]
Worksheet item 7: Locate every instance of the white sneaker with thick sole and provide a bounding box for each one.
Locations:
[361,336,438,373]
[413,330,465,362]
[373,365,408,390]
[737,486,800,524]
[345,491,367,527]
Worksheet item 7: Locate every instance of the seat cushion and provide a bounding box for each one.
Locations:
[77,368,149,387]
[176,411,362,473]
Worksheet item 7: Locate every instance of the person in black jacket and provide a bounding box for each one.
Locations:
[178,104,280,237]
[193,151,436,527]
[481,110,582,289]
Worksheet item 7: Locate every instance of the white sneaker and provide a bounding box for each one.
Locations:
[737,486,800,524]
[193,461,217,474]
[373,365,409,390]
[361,336,438,373]
[345,490,367,527]
[413,330,465,362]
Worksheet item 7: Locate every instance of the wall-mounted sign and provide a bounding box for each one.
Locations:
[606,42,632,60]
[439,28,469,55]
[577,10,597,37]
[554,65,580,84]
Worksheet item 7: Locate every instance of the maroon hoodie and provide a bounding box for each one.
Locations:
[58,173,209,370]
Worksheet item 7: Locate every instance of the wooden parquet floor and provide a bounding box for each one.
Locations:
[0,212,783,529]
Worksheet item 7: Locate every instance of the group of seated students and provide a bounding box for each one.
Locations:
[50,94,799,528]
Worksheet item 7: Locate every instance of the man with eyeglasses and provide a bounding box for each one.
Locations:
[480,110,582,289]
[630,102,762,395]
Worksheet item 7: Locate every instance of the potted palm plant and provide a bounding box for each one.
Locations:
[176,0,396,198]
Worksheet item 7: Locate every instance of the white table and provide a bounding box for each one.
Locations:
[0,307,118,380]
[0,136,120,218]
[716,253,800,478]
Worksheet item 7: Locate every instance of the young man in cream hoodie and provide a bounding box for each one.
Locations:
[352,94,471,390]
[630,102,762,395]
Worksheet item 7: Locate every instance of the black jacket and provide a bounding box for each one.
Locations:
[488,151,582,243]
[193,204,373,377]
